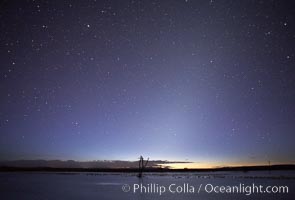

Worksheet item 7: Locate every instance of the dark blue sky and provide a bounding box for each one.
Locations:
[0,0,294,167]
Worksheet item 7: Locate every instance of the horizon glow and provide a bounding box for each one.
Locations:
[0,0,294,168]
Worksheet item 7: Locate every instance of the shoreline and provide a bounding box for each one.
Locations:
[1,164,295,173]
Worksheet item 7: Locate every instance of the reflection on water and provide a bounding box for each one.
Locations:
[0,171,294,200]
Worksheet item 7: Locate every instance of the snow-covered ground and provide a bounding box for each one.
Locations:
[0,171,294,200]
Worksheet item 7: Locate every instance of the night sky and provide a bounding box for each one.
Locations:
[0,0,294,168]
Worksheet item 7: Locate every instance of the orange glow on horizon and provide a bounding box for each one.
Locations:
[158,161,291,169]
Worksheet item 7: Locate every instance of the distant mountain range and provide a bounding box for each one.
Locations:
[0,159,190,169]
[0,160,295,173]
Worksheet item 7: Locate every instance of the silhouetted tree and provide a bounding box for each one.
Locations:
[138,155,149,178]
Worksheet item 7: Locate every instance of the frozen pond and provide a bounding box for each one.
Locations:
[0,171,294,199]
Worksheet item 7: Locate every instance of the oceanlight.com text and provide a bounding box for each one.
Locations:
[122,183,289,196]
